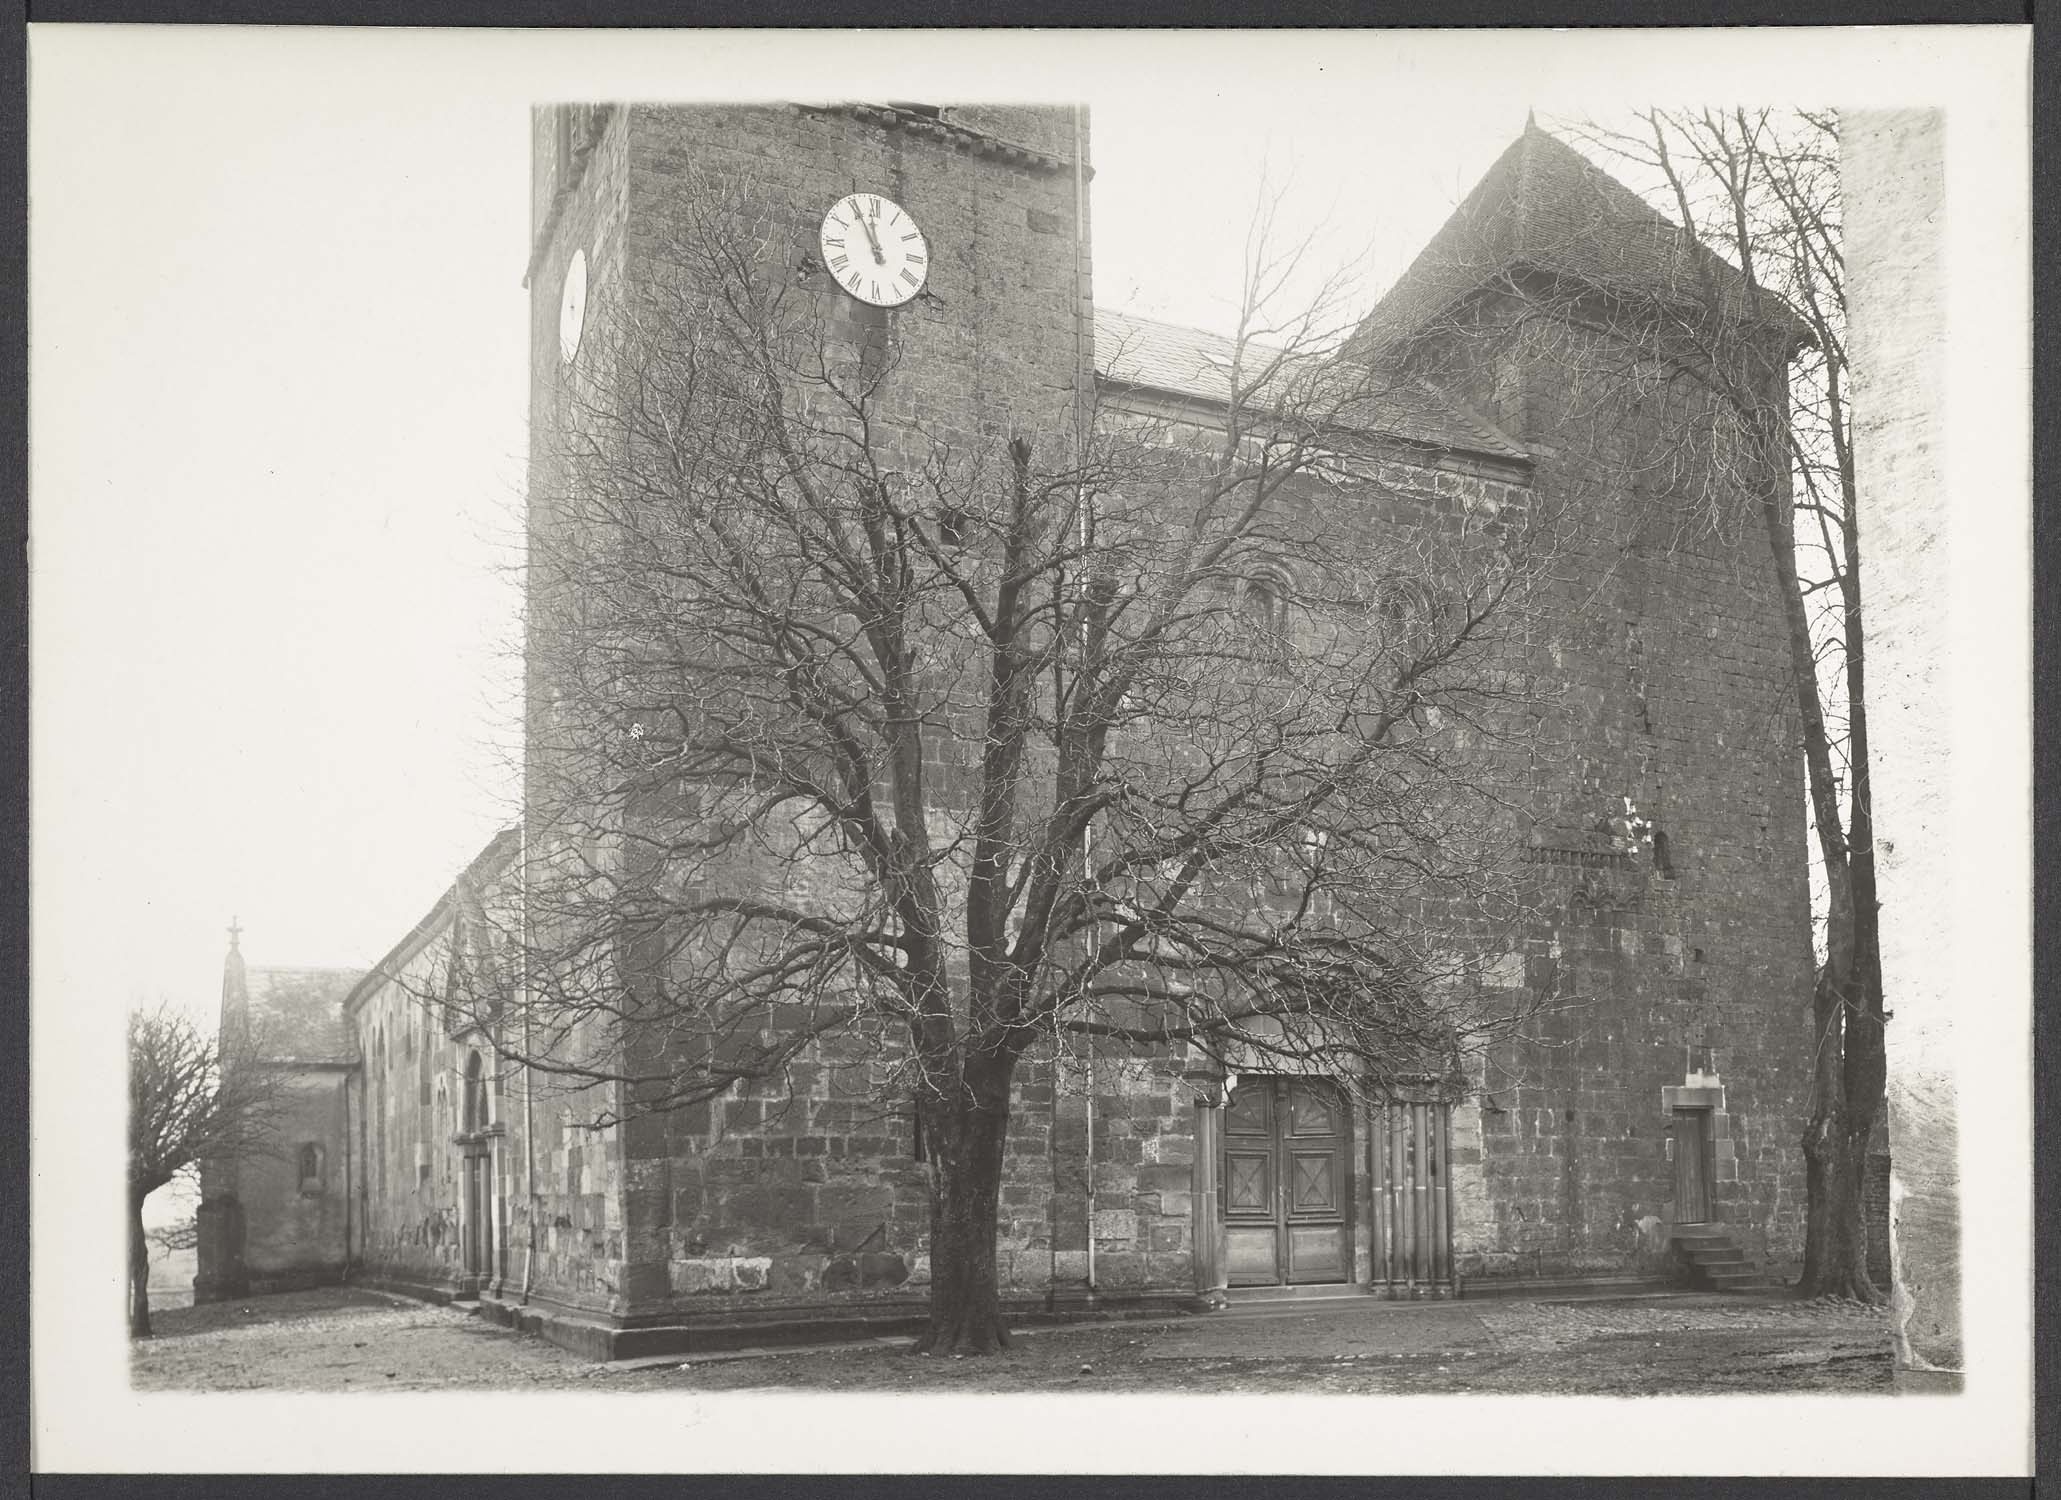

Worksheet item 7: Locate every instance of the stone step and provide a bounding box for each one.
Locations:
[1457,1274,1675,1303]
[1705,1272,1769,1292]
[1223,1284,1372,1306]
[1663,1225,1773,1293]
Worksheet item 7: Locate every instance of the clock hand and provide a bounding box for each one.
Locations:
[855,201,886,263]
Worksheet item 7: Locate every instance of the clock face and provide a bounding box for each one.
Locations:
[559,248,588,363]
[820,193,928,307]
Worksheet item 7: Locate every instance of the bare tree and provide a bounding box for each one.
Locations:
[127,1002,286,1336]
[1550,108,1881,1300]
[453,169,1562,1353]
[148,1219,200,1255]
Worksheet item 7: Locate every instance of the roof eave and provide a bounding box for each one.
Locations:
[343,827,522,1016]
[1097,374,1530,472]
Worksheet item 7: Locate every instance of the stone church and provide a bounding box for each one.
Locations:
[199,103,1816,1358]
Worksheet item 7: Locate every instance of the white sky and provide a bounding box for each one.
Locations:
[31,31,1541,1015]
[29,25,2033,1477]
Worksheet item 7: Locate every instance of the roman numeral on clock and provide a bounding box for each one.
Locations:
[828,253,848,271]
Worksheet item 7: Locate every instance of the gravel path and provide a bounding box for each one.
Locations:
[131,1286,1892,1395]
[131,1289,607,1392]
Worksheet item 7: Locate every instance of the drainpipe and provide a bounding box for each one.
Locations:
[520,823,538,1304]
[1071,98,1097,1299]
[1084,1070,1096,1291]
[341,1070,354,1274]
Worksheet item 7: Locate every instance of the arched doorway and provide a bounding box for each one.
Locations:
[460,1051,496,1287]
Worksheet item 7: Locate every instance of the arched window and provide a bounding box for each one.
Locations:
[297,1143,325,1195]
[1235,567,1296,671]
[1374,576,1439,657]
[463,1051,487,1134]
[1239,574,1288,635]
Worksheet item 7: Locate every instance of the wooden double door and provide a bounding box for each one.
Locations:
[1222,1076,1352,1286]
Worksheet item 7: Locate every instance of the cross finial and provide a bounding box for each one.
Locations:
[227,916,243,952]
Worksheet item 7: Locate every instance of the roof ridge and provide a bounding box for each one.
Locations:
[1094,307,1526,462]
[1095,306,1286,352]
[1356,123,1808,356]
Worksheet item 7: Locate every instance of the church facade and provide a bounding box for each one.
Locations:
[200,103,1816,1358]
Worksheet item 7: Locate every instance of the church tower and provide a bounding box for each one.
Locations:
[522,103,1095,835]
[517,102,1096,1326]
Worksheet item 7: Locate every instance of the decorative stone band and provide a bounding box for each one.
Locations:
[792,104,1079,175]
[1525,845,1635,870]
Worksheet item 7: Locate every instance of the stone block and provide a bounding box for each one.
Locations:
[622,1187,671,1231]
[1135,1163,1192,1194]
[857,1252,909,1289]
[671,1256,734,1295]
[815,1182,894,1225]
[621,1260,671,1303]
[1091,1251,1143,1285]
[1048,1250,1088,1283]
[1091,1209,1137,1242]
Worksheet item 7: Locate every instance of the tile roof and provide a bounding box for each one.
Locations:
[237,964,364,1065]
[1354,122,1810,357]
[1093,308,1527,462]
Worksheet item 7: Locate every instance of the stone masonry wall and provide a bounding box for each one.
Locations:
[201,1071,353,1294]
[351,944,475,1296]
[515,102,1816,1320]
[527,103,1105,1325]
[351,924,633,1318]
[1412,291,1815,1279]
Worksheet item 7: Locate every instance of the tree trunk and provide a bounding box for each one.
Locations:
[129,1192,152,1338]
[1751,433,1884,1307]
[1796,967,1882,1302]
[911,1053,1015,1356]
[1800,1111,1877,1301]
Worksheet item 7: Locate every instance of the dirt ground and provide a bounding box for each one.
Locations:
[132,1286,1892,1396]
[131,1289,595,1391]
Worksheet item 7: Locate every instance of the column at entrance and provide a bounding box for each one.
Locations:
[1368,1097,1457,1299]
[460,1143,493,1290]
[1190,1093,1225,1302]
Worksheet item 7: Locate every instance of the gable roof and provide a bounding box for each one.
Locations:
[233,964,364,1066]
[1354,122,1810,357]
[1094,308,1527,463]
